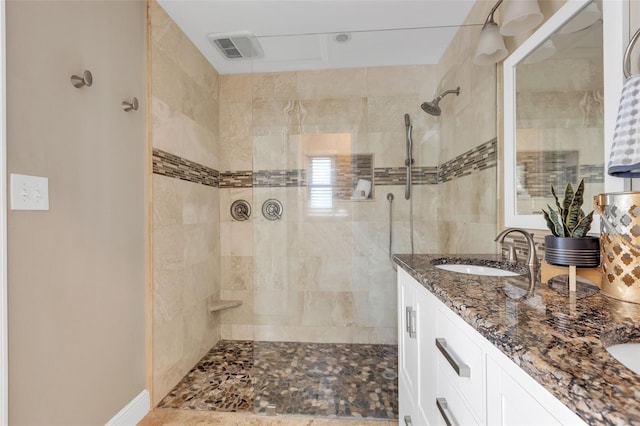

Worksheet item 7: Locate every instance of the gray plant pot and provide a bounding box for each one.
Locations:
[544,235,601,268]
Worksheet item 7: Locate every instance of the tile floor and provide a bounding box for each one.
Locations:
[138,408,398,425]
[155,340,398,422]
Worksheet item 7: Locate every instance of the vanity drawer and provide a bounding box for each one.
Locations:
[436,369,480,426]
[435,303,485,420]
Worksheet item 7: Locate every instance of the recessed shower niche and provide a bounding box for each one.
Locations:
[294,133,374,214]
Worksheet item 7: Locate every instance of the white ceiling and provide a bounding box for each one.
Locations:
[157,1,479,74]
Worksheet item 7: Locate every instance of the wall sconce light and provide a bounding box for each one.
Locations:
[500,0,543,36]
[559,3,600,34]
[474,0,508,65]
[474,0,543,66]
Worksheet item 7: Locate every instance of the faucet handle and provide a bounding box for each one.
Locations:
[502,242,518,262]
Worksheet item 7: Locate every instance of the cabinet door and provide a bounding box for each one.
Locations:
[416,286,437,426]
[398,269,418,397]
[399,375,417,426]
[487,356,564,426]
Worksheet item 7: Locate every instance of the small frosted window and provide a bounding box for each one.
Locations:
[308,156,335,210]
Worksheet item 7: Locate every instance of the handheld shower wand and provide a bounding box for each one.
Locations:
[404,113,414,200]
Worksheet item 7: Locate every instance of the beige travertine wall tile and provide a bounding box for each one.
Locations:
[221,324,255,340]
[299,98,368,135]
[367,65,438,97]
[253,98,302,136]
[219,290,254,323]
[220,74,253,103]
[219,74,253,171]
[297,68,368,99]
[219,100,253,170]
[221,256,253,291]
[434,0,499,254]
[438,169,498,253]
[150,1,221,405]
[367,95,420,133]
[254,71,298,100]
[217,60,453,344]
[152,178,221,403]
[253,134,294,171]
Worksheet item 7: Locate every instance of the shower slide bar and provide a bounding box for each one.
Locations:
[404,114,414,200]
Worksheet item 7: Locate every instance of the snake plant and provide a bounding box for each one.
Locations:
[542,179,593,238]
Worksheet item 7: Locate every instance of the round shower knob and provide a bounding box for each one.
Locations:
[230,200,251,221]
[262,199,283,221]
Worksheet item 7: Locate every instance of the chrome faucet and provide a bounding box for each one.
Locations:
[494,228,538,267]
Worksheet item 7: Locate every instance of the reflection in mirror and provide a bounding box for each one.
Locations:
[515,2,603,215]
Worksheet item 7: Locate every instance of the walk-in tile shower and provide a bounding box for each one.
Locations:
[150,0,497,420]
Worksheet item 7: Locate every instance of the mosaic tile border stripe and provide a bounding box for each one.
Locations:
[438,138,497,183]
[373,166,438,185]
[580,164,605,183]
[219,170,252,188]
[153,138,497,189]
[153,148,219,187]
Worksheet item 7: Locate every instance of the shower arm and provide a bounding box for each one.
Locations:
[438,88,461,100]
[404,114,414,200]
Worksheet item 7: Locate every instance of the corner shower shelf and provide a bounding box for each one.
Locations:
[209,300,242,312]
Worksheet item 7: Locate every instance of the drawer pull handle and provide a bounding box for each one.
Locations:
[404,415,413,425]
[436,398,459,426]
[405,306,412,334]
[409,308,416,338]
[435,338,471,377]
[405,306,417,338]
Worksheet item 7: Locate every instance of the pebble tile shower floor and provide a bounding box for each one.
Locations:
[158,340,398,420]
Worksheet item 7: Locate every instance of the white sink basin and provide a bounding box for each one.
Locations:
[606,343,640,375]
[434,264,520,277]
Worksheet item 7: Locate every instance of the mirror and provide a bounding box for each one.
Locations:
[504,0,626,231]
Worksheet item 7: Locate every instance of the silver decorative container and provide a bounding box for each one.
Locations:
[594,192,640,304]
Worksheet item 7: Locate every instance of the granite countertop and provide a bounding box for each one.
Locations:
[394,253,640,426]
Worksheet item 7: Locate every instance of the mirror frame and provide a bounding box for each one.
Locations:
[503,0,628,232]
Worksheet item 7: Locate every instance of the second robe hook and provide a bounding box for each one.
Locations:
[122,98,139,112]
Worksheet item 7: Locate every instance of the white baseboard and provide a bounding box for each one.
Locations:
[105,389,150,426]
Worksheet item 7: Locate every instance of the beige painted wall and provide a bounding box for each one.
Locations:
[6,0,146,424]
[149,1,221,405]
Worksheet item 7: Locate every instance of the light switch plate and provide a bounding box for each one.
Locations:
[10,173,49,211]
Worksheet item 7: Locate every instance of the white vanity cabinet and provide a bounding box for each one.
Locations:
[397,268,587,426]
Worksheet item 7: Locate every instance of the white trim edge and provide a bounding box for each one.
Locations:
[105,390,150,426]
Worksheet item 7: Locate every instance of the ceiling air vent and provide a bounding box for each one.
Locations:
[208,32,264,60]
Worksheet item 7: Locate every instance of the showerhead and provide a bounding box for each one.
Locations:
[421,86,461,116]
[420,100,442,116]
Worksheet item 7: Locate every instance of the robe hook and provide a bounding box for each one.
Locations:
[70,70,93,88]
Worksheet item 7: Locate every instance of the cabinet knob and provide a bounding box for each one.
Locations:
[403,415,413,425]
